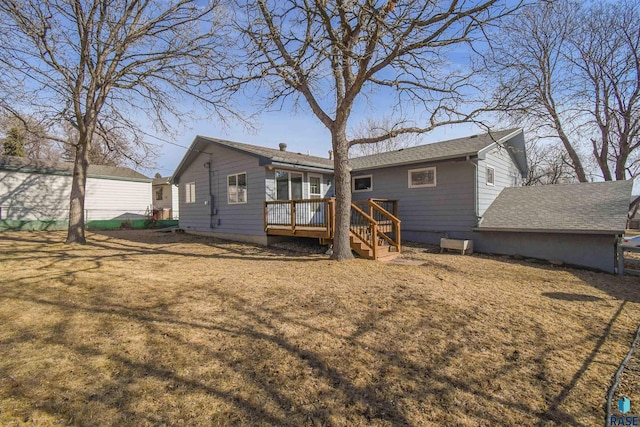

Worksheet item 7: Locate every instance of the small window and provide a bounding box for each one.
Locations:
[486,166,495,186]
[352,175,373,192]
[309,174,322,199]
[228,172,247,204]
[155,187,164,201]
[185,182,196,204]
[408,167,436,188]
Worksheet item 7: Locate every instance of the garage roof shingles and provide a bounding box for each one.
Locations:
[478,180,633,234]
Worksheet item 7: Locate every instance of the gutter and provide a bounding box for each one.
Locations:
[467,156,480,224]
[265,161,334,173]
[473,227,625,235]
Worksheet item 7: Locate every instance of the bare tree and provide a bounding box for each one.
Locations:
[349,117,417,157]
[572,0,640,181]
[523,139,576,186]
[59,122,153,168]
[0,0,234,244]
[0,115,62,161]
[484,1,588,182]
[227,0,525,260]
[485,0,640,183]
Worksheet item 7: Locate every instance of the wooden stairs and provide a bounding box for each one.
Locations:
[348,200,401,261]
[264,197,401,261]
[349,232,401,261]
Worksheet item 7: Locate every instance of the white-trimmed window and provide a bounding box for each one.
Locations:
[408,167,436,188]
[185,182,196,204]
[352,175,373,192]
[308,174,322,199]
[228,172,247,204]
[486,166,495,186]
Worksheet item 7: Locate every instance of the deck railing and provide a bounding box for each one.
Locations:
[265,197,400,257]
[351,199,401,255]
[264,198,335,237]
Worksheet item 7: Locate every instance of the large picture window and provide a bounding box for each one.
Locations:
[228,172,247,204]
[352,175,373,192]
[185,182,196,204]
[408,167,436,188]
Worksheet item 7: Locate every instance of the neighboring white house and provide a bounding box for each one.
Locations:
[152,176,179,219]
[0,155,152,229]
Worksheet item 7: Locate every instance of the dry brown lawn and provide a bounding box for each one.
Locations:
[1,230,639,426]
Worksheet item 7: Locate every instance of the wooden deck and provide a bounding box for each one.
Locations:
[264,198,401,260]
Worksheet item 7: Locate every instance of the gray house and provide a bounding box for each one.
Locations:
[349,128,528,243]
[172,129,526,255]
[171,136,334,245]
[476,181,633,273]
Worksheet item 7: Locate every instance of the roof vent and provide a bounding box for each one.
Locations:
[279,142,287,151]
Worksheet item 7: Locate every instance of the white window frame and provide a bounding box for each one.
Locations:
[185,182,196,204]
[227,172,248,204]
[408,167,437,188]
[352,174,373,192]
[486,165,495,186]
[308,173,323,199]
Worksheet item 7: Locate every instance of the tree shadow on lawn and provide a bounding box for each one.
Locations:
[2,278,626,426]
[89,229,330,262]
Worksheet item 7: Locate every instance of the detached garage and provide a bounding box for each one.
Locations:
[0,155,152,230]
[475,181,633,273]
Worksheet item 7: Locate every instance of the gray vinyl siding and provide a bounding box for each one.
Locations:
[477,146,523,216]
[475,231,618,273]
[178,146,266,236]
[352,160,477,244]
[0,170,151,221]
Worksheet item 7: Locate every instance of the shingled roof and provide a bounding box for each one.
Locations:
[200,137,334,169]
[350,128,523,171]
[172,136,334,182]
[173,129,528,181]
[0,155,150,181]
[478,180,633,234]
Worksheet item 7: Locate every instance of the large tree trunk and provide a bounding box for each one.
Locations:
[551,116,588,182]
[615,136,630,181]
[330,128,354,261]
[66,136,90,244]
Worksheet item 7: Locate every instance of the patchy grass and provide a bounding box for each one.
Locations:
[0,230,639,426]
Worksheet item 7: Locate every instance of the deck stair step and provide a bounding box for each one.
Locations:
[349,232,401,261]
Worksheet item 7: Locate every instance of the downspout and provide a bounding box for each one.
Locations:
[206,154,215,229]
[468,156,480,226]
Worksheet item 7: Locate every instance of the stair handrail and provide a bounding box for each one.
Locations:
[367,200,401,253]
[350,202,378,257]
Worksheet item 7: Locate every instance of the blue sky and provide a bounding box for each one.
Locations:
[149,111,482,177]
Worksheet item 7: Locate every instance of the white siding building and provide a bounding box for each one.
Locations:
[0,156,152,229]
